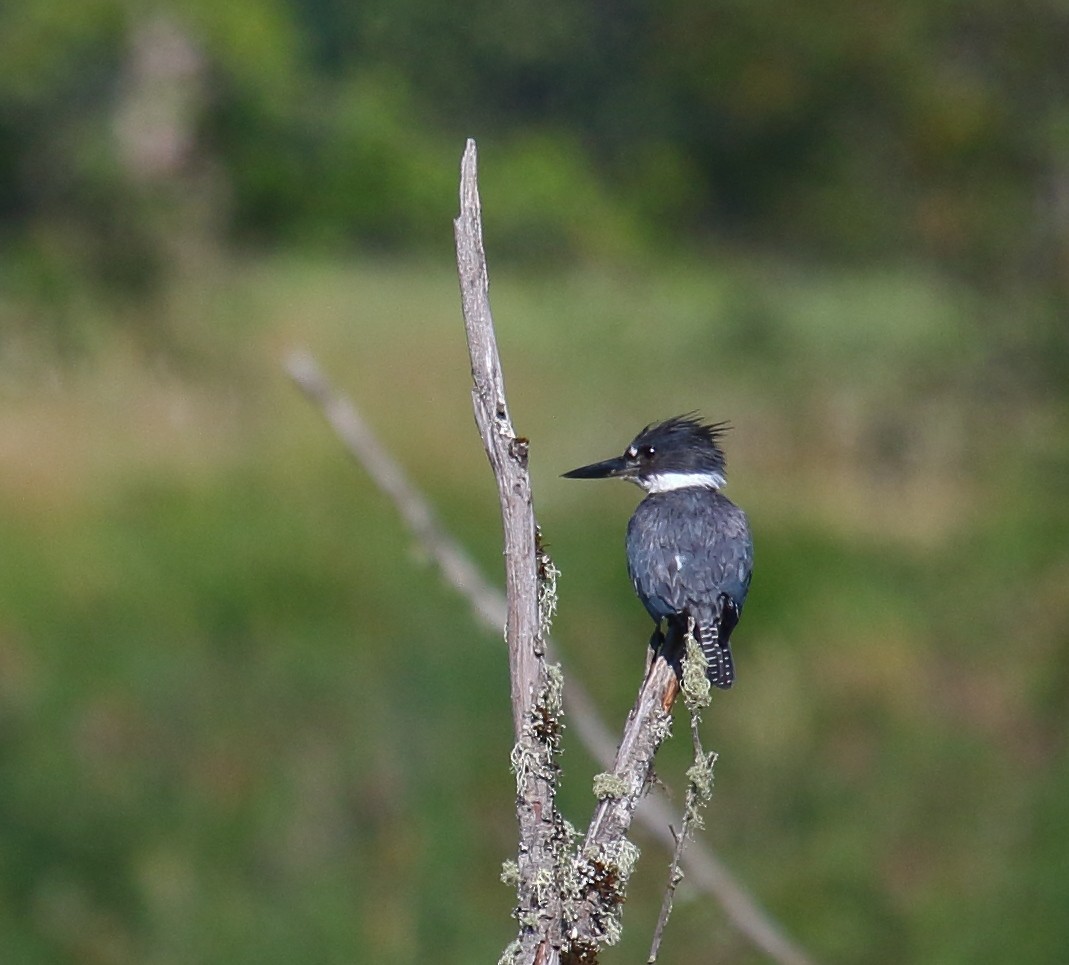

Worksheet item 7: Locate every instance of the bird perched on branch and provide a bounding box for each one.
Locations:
[563,414,753,688]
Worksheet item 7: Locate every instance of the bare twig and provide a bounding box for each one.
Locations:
[286,350,505,634]
[649,821,687,964]
[454,138,565,965]
[635,784,812,965]
[648,631,718,962]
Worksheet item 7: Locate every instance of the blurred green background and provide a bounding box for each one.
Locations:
[1,1,1068,963]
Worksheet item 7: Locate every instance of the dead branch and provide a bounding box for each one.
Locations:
[454,138,566,965]
[648,632,718,963]
[563,654,679,956]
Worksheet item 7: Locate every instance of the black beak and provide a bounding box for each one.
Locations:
[561,455,630,480]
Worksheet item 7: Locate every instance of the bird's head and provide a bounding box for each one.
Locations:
[562,414,730,493]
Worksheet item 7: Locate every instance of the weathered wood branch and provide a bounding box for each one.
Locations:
[454,138,565,965]
[564,655,679,955]
[454,136,714,957]
[649,633,719,963]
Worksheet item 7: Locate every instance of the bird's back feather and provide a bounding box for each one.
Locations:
[628,489,752,687]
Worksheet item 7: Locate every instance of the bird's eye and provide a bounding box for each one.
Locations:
[640,445,655,459]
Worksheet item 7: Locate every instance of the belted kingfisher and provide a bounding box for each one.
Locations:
[563,414,753,688]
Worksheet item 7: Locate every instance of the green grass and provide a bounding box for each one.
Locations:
[0,253,1065,963]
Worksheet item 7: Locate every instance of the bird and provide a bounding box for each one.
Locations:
[562,414,753,688]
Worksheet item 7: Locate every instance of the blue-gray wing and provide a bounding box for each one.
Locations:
[626,491,752,687]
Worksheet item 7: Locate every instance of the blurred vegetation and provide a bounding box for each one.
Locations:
[1,1,1068,963]
[3,1,1069,285]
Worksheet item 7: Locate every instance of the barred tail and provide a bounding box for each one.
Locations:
[696,621,735,689]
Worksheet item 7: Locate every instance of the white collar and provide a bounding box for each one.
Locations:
[637,471,725,493]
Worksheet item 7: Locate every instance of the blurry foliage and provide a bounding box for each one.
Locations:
[1,0,1067,299]
[0,257,1066,963]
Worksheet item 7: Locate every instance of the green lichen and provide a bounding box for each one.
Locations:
[533,866,557,908]
[683,750,718,832]
[542,661,564,711]
[648,711,674,746]
[585,838,641,946]
[510,742,533,795]
[686,752,717,801]
[592,772,628,799]
[536,534,561,638]
[681,623,711,712]
[608,838,641,881]
[530,661,565,753]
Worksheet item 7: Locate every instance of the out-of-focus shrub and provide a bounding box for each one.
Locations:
[0,0,1066,330]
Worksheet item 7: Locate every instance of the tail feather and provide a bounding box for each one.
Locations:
[696,622,735,689]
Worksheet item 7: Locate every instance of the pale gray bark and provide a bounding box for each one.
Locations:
[565,655,680,957]
[455,139,565,965]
